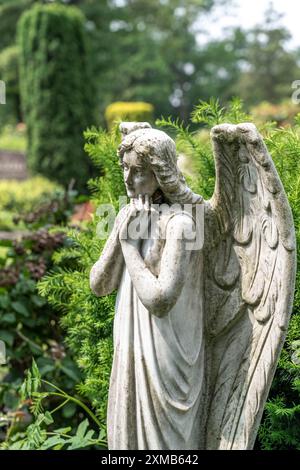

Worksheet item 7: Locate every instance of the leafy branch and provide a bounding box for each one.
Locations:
[2,360,106,450]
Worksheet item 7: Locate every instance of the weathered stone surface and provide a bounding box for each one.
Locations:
[90,122,296,450]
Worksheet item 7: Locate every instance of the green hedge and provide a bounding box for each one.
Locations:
[105,101,154,130]
[0,46,20,125]
[17,3,96,192]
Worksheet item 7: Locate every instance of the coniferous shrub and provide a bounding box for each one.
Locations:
[17,3,96,192]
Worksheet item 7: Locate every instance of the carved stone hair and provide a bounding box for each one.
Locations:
[118,122,203,204]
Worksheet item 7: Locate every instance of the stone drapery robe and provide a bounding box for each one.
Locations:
[107,208,204,450]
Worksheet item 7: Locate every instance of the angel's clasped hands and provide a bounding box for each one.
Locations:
[119,194,157,247]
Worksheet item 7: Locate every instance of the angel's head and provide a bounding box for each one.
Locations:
[118,122,202,204]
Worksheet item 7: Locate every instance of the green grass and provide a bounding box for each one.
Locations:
[0,125,27,153]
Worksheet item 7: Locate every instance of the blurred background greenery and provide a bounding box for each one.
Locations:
[1,0,300,126]
[0,0,300,451]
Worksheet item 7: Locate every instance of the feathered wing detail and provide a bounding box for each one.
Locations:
[203,123,296,450]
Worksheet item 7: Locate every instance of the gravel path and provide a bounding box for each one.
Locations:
[0,230,29,240]
[0,150,27,180]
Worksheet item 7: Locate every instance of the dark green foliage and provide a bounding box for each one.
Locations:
[0,46,21,124]
[0,0,33,52]
[0,189,81,440]
[17,3,96,191]
[256,126,300,450]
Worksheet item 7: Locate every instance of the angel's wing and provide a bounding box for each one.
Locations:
[203,123,296,450]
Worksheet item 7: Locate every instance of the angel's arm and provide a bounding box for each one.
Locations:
[120,213,195,317]
[90,207,128,296]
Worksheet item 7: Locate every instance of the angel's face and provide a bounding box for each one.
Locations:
[122,150,159,199]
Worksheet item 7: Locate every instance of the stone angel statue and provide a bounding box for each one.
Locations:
[89,121,296,450]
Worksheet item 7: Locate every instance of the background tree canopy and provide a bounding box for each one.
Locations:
[0,0,299,125]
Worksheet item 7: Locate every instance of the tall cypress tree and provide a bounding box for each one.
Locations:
[17,3,96,191]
